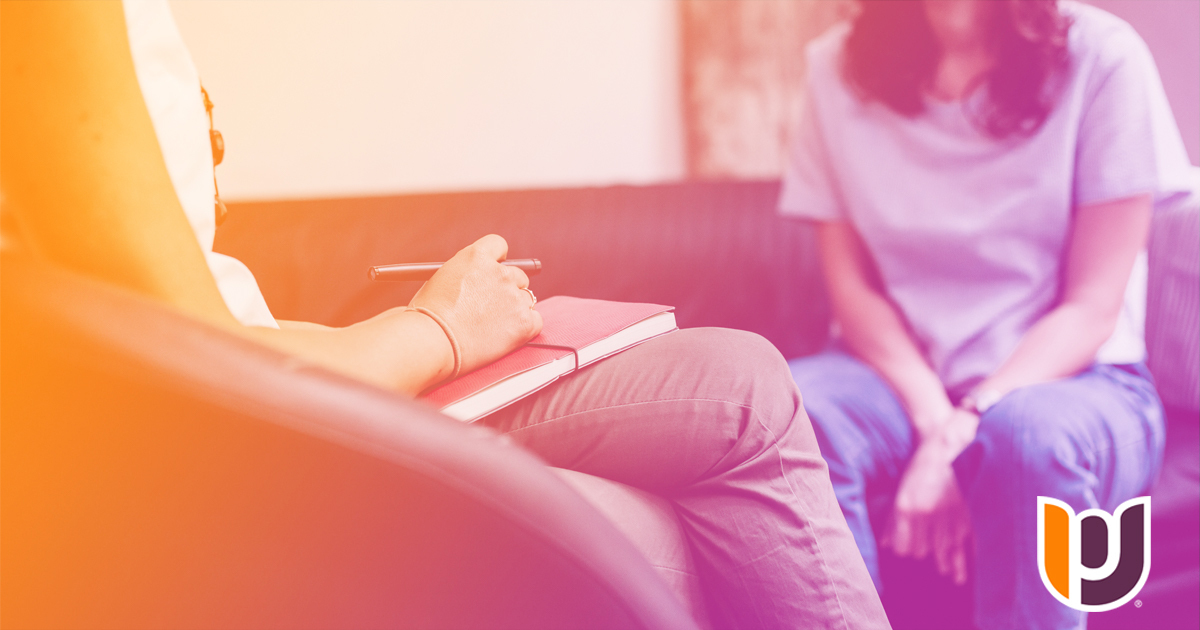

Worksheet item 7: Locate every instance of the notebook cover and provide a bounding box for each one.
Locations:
[422,296,674,409]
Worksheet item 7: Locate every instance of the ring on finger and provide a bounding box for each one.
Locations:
[522,287,537,310]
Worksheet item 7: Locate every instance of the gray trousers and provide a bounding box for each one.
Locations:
[481,328,889,630]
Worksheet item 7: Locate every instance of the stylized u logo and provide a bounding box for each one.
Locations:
[1037,496,1151,612]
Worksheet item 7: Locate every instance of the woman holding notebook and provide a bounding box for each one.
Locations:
[1,2,886,627]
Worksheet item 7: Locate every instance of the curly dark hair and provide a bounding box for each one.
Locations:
[843,0,1072,138]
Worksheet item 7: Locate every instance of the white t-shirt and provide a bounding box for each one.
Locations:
[123,0,278,328]
[779,1,1194,391]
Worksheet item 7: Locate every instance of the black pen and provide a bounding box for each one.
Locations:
[369,258,542,281]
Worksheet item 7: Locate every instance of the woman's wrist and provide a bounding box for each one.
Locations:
[404,306,462,382]
[902,376,956,442]
[958,386,1005,416]
[395,307,456,386]
[911,410,952,443]
[934,408,980,456]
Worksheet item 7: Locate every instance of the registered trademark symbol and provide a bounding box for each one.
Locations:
[1135,600,1143,608]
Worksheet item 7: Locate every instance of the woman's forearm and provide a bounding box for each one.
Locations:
[245,308,454,396]
[979,302,1119,396]
[818,222,953,437]
[277,320,334,331]
[835,284,955,438]
[978,194,1152,398]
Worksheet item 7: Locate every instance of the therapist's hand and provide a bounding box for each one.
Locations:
[409,234,543,376]
[885,409,977,585]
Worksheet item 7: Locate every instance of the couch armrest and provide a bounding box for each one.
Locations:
[1147,169,1200,414]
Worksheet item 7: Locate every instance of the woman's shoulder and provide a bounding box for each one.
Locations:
[803,21,852,89]
[1060,1,1154,73]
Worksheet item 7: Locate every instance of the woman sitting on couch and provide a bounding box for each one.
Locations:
[781,1,1193,629]
[0,1,888,627]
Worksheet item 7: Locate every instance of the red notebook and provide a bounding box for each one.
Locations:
[423,296,677,422]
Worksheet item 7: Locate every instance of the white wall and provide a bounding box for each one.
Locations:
[171,0,1195,202]
[170,0,685,201]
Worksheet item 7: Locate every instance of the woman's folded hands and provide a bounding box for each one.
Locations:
[884,408,978,586]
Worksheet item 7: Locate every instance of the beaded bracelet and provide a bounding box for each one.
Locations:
[404,306,462,382]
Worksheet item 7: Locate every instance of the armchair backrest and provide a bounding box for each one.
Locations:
[0,256,697,630]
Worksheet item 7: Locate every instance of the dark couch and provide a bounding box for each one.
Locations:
[215,181,830,359]
[216,178,1199,630]
[4,179,1193,628]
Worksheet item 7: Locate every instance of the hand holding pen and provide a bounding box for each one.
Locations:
[380,237,543,379]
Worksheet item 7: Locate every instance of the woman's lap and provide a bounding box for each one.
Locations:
[483,328,811,489]
[788,349,1165,630]
[480,328,888,630]
[956,363,1164,629]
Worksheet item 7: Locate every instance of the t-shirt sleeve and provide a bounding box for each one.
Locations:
[778,76,847,222]
[1073,21,1193,208]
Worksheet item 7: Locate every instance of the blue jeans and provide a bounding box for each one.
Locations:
[788,350,1164,630]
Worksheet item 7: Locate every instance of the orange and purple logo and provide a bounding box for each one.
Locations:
[1037,496,1151,612]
